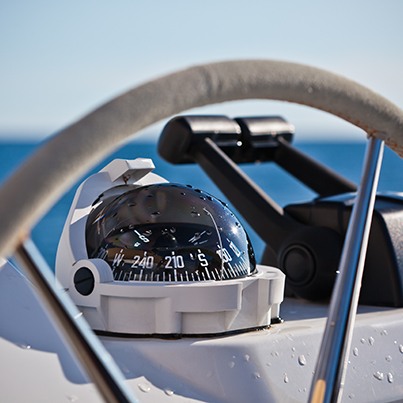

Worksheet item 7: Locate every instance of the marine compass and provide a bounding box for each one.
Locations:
[56,158,284,336]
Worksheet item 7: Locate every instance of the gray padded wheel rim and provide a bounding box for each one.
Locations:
[0,59,402,257]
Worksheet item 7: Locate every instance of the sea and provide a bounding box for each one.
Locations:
[1,139,402,268]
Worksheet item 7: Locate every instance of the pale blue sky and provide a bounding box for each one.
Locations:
[1,1,402,141]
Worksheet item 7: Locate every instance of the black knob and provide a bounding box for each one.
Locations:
[74,267,95,296]
[279,227,342,300]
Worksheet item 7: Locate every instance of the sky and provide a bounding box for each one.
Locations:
[1,1,402,142]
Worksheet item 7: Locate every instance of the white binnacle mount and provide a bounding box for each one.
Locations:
[56,158,285,336]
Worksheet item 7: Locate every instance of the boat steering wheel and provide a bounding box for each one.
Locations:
[1,60,403,403]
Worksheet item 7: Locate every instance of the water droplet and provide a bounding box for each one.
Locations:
[228,361,235,368]
[283,373,289,383]
[164,388,175,396]
[18,343,31,350]
[199,196,206,200]
[387,373,394,383]
[151,211,160,216]
[291,347,296,352]
[381,329,388,336]
[360,338,366,344]
[298,355,307,366]
[244,354,250,362]
[348,393,355,399]
[66,395,78,402]
[253,372,261,380]
[191,211,200,217]
[180,192,186,196]
[138,383,151,392]
[373,371,384,381]
[369,337,375,346]
[399,344,403,353]
[353,347,359,357]
[385,355,392,362]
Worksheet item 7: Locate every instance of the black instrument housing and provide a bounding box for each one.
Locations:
[280,194,403,306]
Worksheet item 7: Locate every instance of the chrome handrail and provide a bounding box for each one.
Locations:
[309,137,384,403]
[15,238,138,403]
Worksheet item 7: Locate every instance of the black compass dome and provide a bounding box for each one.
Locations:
[86,183,256,282]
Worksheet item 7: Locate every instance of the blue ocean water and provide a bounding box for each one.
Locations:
[1,139,402,267]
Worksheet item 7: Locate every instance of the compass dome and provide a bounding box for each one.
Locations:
[86,183,256,282]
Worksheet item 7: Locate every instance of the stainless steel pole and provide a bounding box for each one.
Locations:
[309,137,384,403]
[15,238,138,403]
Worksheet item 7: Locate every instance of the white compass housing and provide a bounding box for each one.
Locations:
[56,158,285,336]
